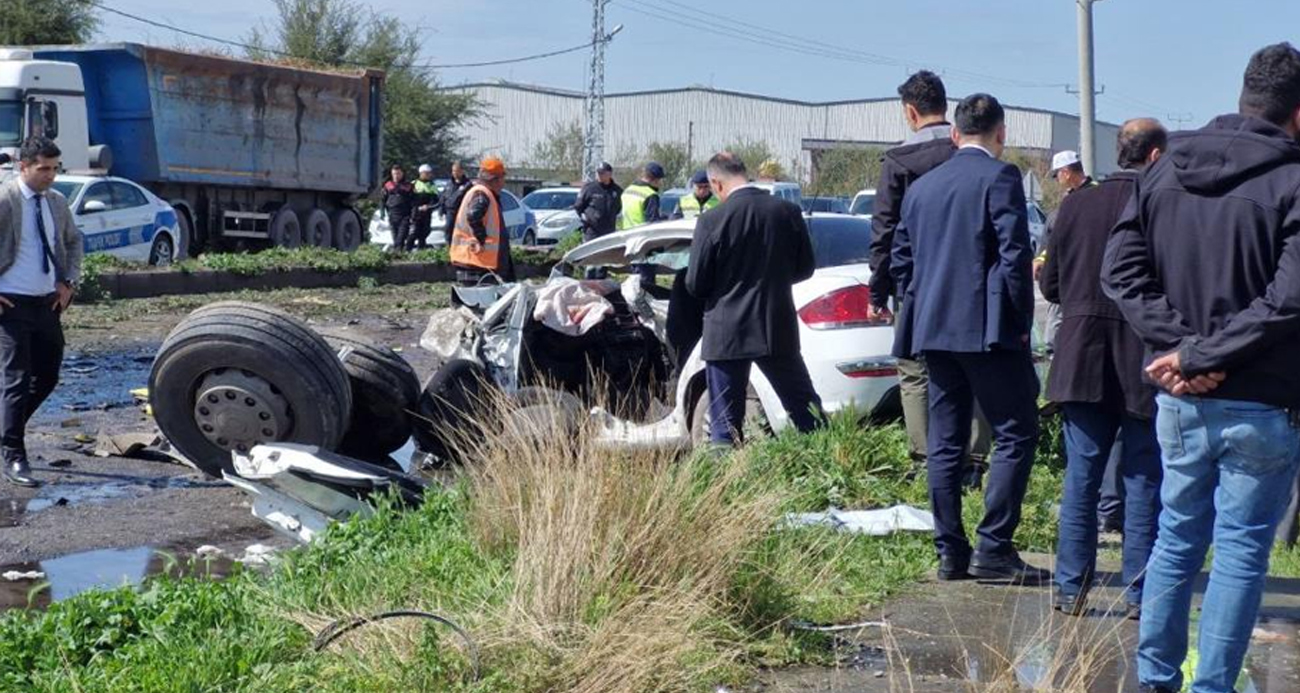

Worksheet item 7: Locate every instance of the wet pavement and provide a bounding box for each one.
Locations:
[761,553,1300,692]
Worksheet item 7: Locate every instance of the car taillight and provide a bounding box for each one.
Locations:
[799,285,875,329]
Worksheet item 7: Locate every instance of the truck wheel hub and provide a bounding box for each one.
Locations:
[193,369,291,453]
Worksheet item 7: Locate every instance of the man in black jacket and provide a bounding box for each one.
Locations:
[870,70,990,478]
[1040,118,1167,619]
[441,161,473,241]
[574,161,623,243]
[381,165,415,251]
[1102,43,1300,693]
[686,152,822,445]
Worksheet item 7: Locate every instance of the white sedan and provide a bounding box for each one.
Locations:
[50,175,185,265]
[521,187,582,246]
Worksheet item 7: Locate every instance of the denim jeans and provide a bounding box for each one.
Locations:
[1138,394,1300,693]
[1055,402,1162,605]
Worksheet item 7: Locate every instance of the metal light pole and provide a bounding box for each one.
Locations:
[1077,0,1102,176]
[582,0,623,181]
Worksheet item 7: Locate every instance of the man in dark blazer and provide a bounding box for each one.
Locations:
[892,94,1045,583]
[686,152,822,444]
[1040,118,1167,618]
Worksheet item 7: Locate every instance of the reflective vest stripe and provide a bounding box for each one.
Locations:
[678,194,719,218]
[450,185,502,271]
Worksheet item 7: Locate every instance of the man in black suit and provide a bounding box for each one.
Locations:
[686,152,822,444]
[892,94,1046,583]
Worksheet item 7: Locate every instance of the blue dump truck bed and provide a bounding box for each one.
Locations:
[32,44,383,195]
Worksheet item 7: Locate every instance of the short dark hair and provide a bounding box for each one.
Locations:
[953,93,1005,136]
[1116,118,1168,169]
[1240,43,1300,126]
[898,71,947,117]
[20,137,60,164]
[391,163,403,170]
[707,151,747,179]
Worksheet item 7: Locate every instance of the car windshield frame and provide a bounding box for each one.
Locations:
[0,101,23,148]
[849,194,876,215]
[51,181,83,203]
[807,216,873,269]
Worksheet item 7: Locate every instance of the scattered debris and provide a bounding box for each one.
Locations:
[312,610,480,680]
[59,418,83,429]
[48,459,72,469]
[789,619,888,633]
[130,388,149,403]
[2,570,44,581]
[93,432,160,458]
[238,544,276,565]
[195,545,224,559]
[783,505,936,536]
[73,433,95,444]
[66,364,100,376]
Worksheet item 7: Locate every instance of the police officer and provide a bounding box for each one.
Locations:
[381,164,415,251]
[674,170,720,219]
[410,164,440,251]
[617,162,665,230]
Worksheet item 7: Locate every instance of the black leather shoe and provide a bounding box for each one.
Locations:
[937,554,970,581]
[1098,515,1124,533]
[1053,589,1088,616]
[969,552,1051,584]
[3,461,38,488]
[1125,602,1142,621]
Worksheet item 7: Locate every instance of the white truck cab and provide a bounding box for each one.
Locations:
[0,48,101,173]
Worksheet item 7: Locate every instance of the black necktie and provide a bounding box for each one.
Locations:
[32,194,62,281]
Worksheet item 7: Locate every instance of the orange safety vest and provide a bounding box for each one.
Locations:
[450,185,502,271]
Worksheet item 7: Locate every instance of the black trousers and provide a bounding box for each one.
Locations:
[388,210,412,251]
[705,354,823,444]
[410,210,432,250]
[924,349,1040,559]
[0,294,64,464]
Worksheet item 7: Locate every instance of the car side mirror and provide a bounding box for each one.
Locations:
[81,200,108,214]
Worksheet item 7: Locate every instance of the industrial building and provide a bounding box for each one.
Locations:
[447,81,1122,182]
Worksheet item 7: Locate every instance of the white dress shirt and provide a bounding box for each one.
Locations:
[0,180,58,296]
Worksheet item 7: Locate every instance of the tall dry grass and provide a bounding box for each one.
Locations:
[453,384,786,693]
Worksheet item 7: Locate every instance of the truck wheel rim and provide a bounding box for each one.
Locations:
[193,368,292,454]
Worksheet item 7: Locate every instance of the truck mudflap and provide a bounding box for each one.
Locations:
[224,443,425,544]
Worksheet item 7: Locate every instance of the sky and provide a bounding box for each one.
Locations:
[93,0,1300,128]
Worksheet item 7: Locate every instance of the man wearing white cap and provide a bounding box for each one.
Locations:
[410,163,441,250]
[1035,150,1098,338]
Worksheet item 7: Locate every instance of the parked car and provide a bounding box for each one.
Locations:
[368,189,534,249]
[422,212,900,453]
[849,188,877,217]
[1027,200,1048,254]
[802,196,851,214]
[51,175,186,265]
[658,187,685,219]
[753,181,803,206]
[521,187,581,245]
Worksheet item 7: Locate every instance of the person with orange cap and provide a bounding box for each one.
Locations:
[450,157,516,286]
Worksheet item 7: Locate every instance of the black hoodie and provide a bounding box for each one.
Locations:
[1102,114,1300,407]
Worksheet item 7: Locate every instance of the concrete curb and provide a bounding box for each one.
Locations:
[88,261,555,301]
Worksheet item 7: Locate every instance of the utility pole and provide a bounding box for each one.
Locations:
[686,120,694,167]
[582,1,623,181]
[1076,0,1103,176]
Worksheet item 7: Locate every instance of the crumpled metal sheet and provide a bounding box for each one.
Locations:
[419,307,479,361]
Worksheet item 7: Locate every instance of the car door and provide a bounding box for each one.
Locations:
[499,190,525,240]
[76,181,119,256]
[109,182,159,262]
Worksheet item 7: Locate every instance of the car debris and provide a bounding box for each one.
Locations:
[2,570,45,581]
[782,505,936,536]
[224,443,426,544]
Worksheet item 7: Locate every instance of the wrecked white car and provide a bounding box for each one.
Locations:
[417,214,902,454]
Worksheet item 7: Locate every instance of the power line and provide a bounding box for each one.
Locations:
[617,0,1068,91]
[91,0,599,71]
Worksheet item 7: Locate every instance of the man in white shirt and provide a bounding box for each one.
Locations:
[0,137,83,487]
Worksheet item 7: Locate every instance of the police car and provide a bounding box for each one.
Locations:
[50,175,185,265]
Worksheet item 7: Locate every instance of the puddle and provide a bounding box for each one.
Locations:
[17,476,220,515]
[0,544,241,609]
[35,348,156,426]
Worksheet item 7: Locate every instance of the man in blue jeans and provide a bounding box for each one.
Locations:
[1041,118,1168,619]
[1102,43,1300,693]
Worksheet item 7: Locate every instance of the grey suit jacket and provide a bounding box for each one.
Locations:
[0,179,84,285]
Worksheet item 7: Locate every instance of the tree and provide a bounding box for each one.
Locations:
[811,147,885,197]
[0,0,97,45]
[643,141,693,187]
[723,139,777,176]
[248,0,479,174]
[529,120,584,182]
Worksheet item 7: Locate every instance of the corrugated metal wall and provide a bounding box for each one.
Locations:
[451,83,1119,178]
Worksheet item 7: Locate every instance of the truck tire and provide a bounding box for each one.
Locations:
[302,208,334,249]
[269,207,303,249]
[149,302,352,477]
[321,332,420,458]
[171,204,194,259]
[332,208,363,252]
[413,359,491,465]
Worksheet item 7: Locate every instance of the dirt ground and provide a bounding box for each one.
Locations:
[0,283,454,570]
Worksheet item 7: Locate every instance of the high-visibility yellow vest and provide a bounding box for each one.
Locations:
[678,193,720,219]
[617,183,659,230]
[450,185,501,271]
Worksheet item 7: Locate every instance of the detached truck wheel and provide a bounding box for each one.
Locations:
[150,302,353,477]
[322,332,420,459]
